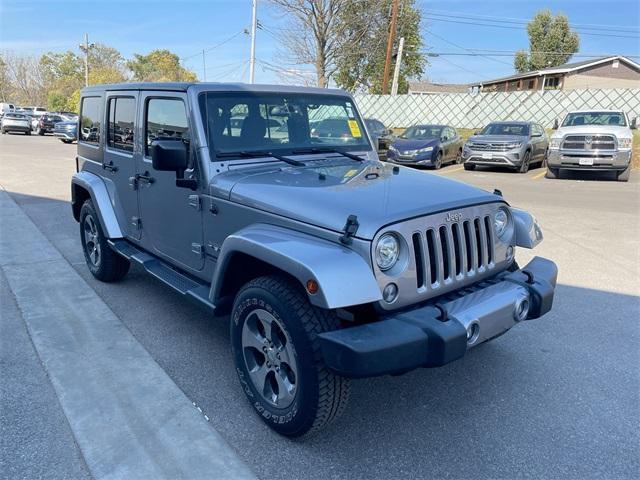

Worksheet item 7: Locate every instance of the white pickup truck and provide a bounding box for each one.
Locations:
[546,110,636,182]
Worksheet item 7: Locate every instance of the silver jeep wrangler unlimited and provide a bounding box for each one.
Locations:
[71,83,557,437]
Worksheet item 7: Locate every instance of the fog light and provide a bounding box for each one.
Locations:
[514,297,530,321]
[382,283,398,303]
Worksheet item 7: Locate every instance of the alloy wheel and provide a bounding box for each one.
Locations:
[83,215,101,266]
[242,308,298,408]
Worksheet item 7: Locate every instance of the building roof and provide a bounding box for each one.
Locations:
[470,55,640,87]
[408,81,469,94]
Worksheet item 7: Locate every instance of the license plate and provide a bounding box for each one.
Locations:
[482,153,493,159]
[579,158,594,166]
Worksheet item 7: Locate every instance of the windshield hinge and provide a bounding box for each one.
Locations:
[339,215,359,245]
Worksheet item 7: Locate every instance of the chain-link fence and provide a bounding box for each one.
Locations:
[354,89,640,129]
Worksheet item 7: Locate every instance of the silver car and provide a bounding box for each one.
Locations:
[463,121,548,173]
[71,82,557,437]
[1,112,32,135]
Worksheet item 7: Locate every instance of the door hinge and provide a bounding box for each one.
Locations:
[129,176,138,190]
[188,194,201,211]
[131,216,142,230]
[191,243,204,256]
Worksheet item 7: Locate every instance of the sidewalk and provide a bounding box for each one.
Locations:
[0,189,256,480]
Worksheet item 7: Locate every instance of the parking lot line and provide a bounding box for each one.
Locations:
[440,166,464,174]
[531,170,547,180]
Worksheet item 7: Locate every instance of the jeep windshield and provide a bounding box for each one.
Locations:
[480,123,530,136]
[561,112,626,127]
[198,92,371,160]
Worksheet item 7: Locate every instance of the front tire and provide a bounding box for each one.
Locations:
[546,167,559,179]
[432,151,443,170]
[79,200,130,282]
[518,150,531,173]
[617,165,631,182]
[25,130,31,136]
[231,275,350,437]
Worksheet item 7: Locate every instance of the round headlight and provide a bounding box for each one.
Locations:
[494,208,510,239]
[375,233,400,271]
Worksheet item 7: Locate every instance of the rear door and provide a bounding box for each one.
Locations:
[104,92,141,240]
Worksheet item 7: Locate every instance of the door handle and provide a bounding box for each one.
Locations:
[103,161,118,172]
[136,171,155,185]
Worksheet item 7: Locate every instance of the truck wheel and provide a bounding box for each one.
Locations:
[463,163,475,171]
[545,167,559,179]
[79,200,130,282]
[518,151,531,173]
[231,275,350,437]
[617,165,631,182]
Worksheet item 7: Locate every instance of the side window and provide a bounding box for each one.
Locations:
[107,97,135,153]
[446,127,456,139]
[146,98,188,156]
[79,96,101,145]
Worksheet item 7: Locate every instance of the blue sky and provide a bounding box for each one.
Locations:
[1,0,638,85]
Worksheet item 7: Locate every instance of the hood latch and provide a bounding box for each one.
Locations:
[339,215,359,245]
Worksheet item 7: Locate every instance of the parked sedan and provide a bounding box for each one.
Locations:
[53,121,78,143]
[386,124,463,169]
[462,121,548,173]
[36,114,65,135]
[1,113,32,135]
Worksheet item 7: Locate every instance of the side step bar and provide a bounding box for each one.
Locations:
[108,239,215,312]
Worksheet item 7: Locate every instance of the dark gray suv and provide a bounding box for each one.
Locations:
[463,121,548,173]
[71,83,557,437]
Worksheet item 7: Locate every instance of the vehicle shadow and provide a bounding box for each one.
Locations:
[5,190,639,480]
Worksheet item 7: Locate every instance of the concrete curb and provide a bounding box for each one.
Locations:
[0,190,256,480]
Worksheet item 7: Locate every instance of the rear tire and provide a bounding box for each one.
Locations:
[545,167,559,179]
[61,139,72,144]
[617,165,631,182]
[231,275,350,437]
[463,162,475,171]
[455,148,463,164]
[79,200,130,282]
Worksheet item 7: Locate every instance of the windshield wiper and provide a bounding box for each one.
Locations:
[215,150,305,166]
[291,147,365,162]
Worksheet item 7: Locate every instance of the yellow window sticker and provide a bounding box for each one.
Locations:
[347,119,362,137]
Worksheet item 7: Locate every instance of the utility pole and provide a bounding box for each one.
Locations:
[202,49,207,81]
[381,0,399,94]
[79,33,95,87]
[249,0,258,83]
[390,36,404,96]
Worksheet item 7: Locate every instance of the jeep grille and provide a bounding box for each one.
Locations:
[373,204,512,311]
[561,135,616,151]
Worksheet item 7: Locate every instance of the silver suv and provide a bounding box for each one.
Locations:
[71,82,557,437]
[463,121,548,173]
[547,110,636,181]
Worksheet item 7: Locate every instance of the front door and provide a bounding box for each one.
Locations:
[136,91,204,272]
[104,92,140,239]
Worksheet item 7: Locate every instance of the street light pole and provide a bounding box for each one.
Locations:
[249,0,258,84]
[391,36,404,96]
[79,33,95,87]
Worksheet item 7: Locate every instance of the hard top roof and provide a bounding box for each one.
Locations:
[81,82,350,97]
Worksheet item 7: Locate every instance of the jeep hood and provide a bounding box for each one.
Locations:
[212,160,500,240]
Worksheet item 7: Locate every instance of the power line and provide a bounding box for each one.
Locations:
[421,51,640,59]
[424,29,512,66]
[180,30,247,62]
[422,15,640,39]
[422,8,640,33]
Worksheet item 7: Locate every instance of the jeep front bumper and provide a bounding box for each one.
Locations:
[318,257,557,378]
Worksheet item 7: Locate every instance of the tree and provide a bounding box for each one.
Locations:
[2,52,45,105]
[334,0,426,93]
[127,50,197,82]
[514,10,580,73]
[268,0,348,87]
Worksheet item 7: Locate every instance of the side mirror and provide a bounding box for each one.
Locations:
[552,119,559,130]
[631,117,637,130]
[151,139,188,171]
[151,139,196,190]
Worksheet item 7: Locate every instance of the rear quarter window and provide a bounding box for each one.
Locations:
[79,97,102,146]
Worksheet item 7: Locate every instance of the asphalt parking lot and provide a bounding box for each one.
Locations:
[1,133,639,479]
